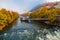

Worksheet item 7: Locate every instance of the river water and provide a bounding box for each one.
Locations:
[0,18,60,40]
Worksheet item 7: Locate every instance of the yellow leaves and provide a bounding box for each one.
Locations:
[30,6,60,22]
[0,8,19,30]
[48,14,56,22]
[0,12,7,25]
[0,8,19,25]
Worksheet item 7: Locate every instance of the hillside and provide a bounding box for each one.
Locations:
[30,1,60,12]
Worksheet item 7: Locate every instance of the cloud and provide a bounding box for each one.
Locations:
[0,0,46,14]
[46,0,60,2]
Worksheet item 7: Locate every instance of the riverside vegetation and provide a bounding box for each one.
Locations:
[0,8,19,30]
[23,6,60,25]
[30,6,59,22]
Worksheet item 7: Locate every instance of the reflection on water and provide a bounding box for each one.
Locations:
[0,18,60,40]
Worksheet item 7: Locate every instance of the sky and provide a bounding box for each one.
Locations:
[0,0,60,14]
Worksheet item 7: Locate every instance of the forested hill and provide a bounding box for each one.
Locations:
[30,1,60,12]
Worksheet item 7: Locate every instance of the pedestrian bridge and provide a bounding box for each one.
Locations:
[20,15,60,21]
[30,18,48,21]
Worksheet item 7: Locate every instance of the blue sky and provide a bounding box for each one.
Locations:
[0,0,60,14]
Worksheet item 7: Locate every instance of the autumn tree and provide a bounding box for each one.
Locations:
[30,6,60,22]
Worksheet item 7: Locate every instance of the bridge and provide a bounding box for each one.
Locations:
[20,15,60,21]
[30,15,60,21]
[30,18,48,21]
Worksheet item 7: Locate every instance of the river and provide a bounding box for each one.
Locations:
[0,18,60,40]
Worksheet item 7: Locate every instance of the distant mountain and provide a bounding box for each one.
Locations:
[30,1,60,12]
[30,4,42,12]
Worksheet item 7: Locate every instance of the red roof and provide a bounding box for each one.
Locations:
[44,2,59,7]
